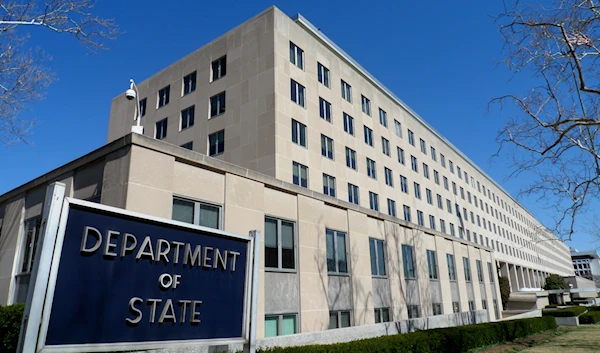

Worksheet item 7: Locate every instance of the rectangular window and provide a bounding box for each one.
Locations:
[289,42,304,69]
[463,257,472,282]
[321,134,334,159]
[394,120,402,137]
[18,217,41,287]
[384,167,393,186]
[432,303,443,316]
[482,300,488,310]
[319,97,332,122]
[291,119,307,147]
[292,162,308,188]
[158,85,170,108]
[387,199,396,217]
[430,147,437,161]
[437,194,443,209]
[323,174,336,197]
[414,182,421,199]
[449,160,454,173]
[155,118,167,140]
[370,238,387,276]
[326,229,348,274]
[363,126,374,146]
[457,166,462,178]
[402,244,416,279]
[348,183,359,205]
[446,199,452,213]
[426,188,432,204]
[408,129,415,146]
[139,97,147,117]
[361,95,371,115]
[379,109,387,127]
[180,105,195,130]
[468,301,475,312]
[208,130,225,156]
[382,137,390,156]
[434,170,439,184]
[341,80,352,102]
[264,314,297,337]
[403,205,411,222]
[427,250,439,279]
[476,260,484,282]
[329,310,351,329]
[397,147,405,165]
[265,217,296,270]
[172,197,221,229]
[210,91,226,117]
[417,210,424,226]
[411,155,418,172]
[180,141,193,150]
[488,262,495,283]
[345,147,357,170]
[343,113,354,135]
[369,192,379,211]
[317,62,330,87]
[290,80,305,107]
[447,254,457,280]
[407,305,420,319]
[443,176,449,190]
[452,302,460,313]
[440,154,446,167]
[420,138,426,154]
[440,219,446,233]
[211,55,227,81]
[429,215,435,230]
[367,158,377,179]
[423,163,429,179]
[181,72,198,98]
[452,182,457,195]
[374,308,391,323]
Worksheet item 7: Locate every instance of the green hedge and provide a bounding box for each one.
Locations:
[588,306,600,312]
[259,317,557,353]
[0,304,25,353]
[579,312,600,324]
[542,306,586,317]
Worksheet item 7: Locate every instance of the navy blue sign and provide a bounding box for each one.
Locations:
[44,205,248,345]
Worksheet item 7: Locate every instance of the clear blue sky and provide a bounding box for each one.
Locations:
[1,0,597,252]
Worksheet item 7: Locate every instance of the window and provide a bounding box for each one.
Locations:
[374,308,391,323]
[403,205,411,222]
[329,310,351,329]
[452,182,457,195]
[394,120,402,137]
[440,219,446,233]
[183,71,197,95]
[158,85,170,108]
[449,160,454,173]
[476,260,484,282]
[208,130,225,156]
[367,158,376,179]
[408,129,415,146]
[411,155,418,172]
[348,183,359,205]
[210,91,226,117]
[426,188,432,204]
[155,118,167,140]
[181,141,193,150]
[417,210,424,226]
[384,167,393,186]
[434,170,439,184]
[343,113,354,135]
[402,244,416,279]
[468,301,475,312]
[427,250,439,279]
[379,109,387,127]
[317,62,330,87]
[321,134,334,159]
[364,126,373,146]
[420,138,426,154]
[139,97,147,117]
[15,217,41,302]
[488,262,495,283]
[323,174,336,197]
[319,98,332,122]
[172,197,221,229]
[289,42,304,69]
[446,199,452,213]
[432,303,443,316]
[180,105,195,130]
[437,194,443,209]
[369,192,379,211]
[382,137,390,156]
[423,163,429,179]
[290,80,305,107]
[414,182,421,199]
[460,187,465,200]
[452,302,460,313]
[463,257,472,282]
[265,314,297,337]
[265,217,295,270]
[407,305,420,319]
[341,80,352,102]
[482,300,488,310]
[400,175,408,193]
[447,254,457,280]
[387,199,396,217]
[292,162,308,188]
[429,215,435,230]
[370,238,387,276]
[397,147,405,164]
[211,56,227,81]
[291,119,307,147]
[440,154,446,167]
[430,147,437,161]
[345,148,357,170]
[327,229,348,274]
[361,95,371,115]
[443,176,449,190]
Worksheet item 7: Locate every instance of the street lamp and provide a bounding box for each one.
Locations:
[126,78,144,134]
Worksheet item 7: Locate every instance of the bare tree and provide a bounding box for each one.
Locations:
[0,0,118,145]
[493,0,600,240]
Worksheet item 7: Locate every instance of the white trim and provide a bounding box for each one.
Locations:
[8,206,26,305]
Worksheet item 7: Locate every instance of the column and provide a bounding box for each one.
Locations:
[524,268,532,288]
[509,264,519,292]
[517,266,525,290]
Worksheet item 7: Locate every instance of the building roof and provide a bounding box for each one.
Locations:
[571,249,600,259]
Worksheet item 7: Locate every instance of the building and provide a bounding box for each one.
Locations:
[571,248,600,287]
[0,6,573,341]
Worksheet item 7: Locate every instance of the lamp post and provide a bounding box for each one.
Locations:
[126,78,144,134]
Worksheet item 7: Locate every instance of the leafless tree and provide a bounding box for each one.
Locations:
[0,0,118,145]
[493,0,600,240]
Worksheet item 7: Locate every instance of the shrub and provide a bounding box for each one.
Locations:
[499,276,511,309]
[542,306,586,317]
[588,306,600,312]
[579,312,600,324]
[545,304,558,308]
[544,274,569,290]
[259,317,557,353]
[0,304,25,353]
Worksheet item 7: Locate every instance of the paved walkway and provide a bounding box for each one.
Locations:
[520,325,600,353]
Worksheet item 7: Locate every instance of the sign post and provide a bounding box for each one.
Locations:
[18,185,260,353]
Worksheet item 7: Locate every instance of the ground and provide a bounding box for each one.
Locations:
[476,325,600,353]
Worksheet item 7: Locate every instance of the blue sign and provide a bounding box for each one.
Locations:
[43,204,249,346]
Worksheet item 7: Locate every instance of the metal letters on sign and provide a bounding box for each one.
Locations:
[23,197,258,353]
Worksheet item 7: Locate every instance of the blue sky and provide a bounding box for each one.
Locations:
[1,1,597,252]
